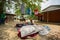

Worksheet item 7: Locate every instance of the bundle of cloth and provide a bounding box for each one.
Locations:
[17,25,51,39]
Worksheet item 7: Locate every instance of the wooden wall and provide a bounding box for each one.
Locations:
[43,9,60,22]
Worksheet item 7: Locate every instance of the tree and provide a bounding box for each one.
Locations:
[0,0,6,13]
[0,0,43,13]
[13,0,43,20]
[0,0,42,18]
[15,9,21,16]
[14,0,43,14]
[22,0,42,12]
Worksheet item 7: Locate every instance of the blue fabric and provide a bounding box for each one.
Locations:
[43,26,51,31]
[0,19,5,24]
[26,8,30,15]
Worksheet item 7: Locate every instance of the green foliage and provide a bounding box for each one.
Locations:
[22,0,28,3]
[26,0,42,12]
[15,9,21,16]
[27,15,38,20]
[38,0,42,2]
[14,0,43,16]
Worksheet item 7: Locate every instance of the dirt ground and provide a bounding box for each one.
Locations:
[0,20,60,40]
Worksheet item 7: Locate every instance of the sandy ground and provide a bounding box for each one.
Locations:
[35,21,60,40]
[0,20,20,40]
[0,20,60,40]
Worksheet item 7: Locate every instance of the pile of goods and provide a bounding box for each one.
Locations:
[15,24,51,39]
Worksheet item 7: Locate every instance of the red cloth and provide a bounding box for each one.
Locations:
[17,29,38,39]
[28,32,38,37]
[18,28,28,39]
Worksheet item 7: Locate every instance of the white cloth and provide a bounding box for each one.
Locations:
[20,25,36,37]
[30,25,43,35]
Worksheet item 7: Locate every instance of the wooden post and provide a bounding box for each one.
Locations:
[47,12,49,23]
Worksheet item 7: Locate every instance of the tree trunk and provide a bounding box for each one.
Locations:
[0,0,6,24]
[0,0,6,13]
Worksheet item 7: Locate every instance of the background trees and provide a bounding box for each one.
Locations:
[0,0,42,19]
